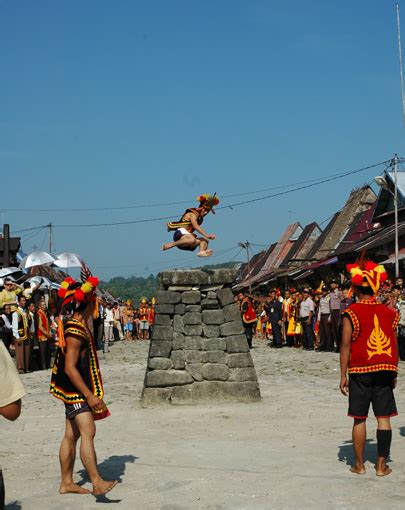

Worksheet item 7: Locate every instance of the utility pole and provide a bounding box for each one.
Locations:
[3,224,10,267]
[239,241,252,295]
[393,155,399,278]
[48,222,53,254]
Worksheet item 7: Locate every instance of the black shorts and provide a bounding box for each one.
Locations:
[65,401,91,420]
[348,371,397,419]
[173,230,197,251]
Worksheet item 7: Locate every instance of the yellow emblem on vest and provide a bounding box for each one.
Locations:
[367,314,392,360]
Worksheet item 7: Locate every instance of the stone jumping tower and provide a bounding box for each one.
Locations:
[142,269,261,405]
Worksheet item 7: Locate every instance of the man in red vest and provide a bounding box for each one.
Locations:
[340,261,400,477]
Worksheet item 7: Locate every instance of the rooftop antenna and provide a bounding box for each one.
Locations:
[396,4,405,127]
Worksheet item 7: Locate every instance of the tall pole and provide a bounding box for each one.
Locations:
[394,155,399,278]
[3,224,10,267]
[48,222,52,254]
[245,241,252,295]
[397,4,405,127]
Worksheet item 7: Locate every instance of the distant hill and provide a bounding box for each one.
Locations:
[100,261,242,304]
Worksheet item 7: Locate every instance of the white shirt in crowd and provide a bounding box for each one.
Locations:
[104,308,114,324]
[300,297,315,318]
[12,306,28,340]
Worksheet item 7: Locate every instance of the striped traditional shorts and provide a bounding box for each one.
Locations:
[65,401,91,420]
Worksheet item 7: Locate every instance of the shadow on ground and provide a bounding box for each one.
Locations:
[338,439,378,466]
[5,502,22,510]
[77,454,138,504]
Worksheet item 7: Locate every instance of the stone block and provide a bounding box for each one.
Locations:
[207,291,217,300]
[173,332,185,350]
[223,303,241,323]
[174,303,186,315]
[184,324,203,336]
[154,314,172,326]
[170,381,261,404]
[185,350,204,363]
[202,350,226,364]
[185,305,201,312]
[171,350,186,369]
[146,370,193,387]
[226,335,249,353]
[184,336,203,350]
[202,325,220,338]
[156,290,181,304]
[202,337,226,351]
[148,357,173,370]
[168,286,194,291]
[202,363,229,381]
[150,341,172,358]
[141,387,172,406]
[217,287,235,307]
[207,269,236,284]
[201,299,220,310]
[202,309,225,325]
[173,315,184,333]
[152,326,173,341]
[184,312,202,325]
[228,367,257,382]
[185,363,203,381]
[220,321,244,336]
[155,304,174,315]
[227,353,253,368]
[182,291,201,304]
[160,270,209,286]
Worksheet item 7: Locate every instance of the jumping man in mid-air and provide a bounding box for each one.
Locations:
[163,194,219,257]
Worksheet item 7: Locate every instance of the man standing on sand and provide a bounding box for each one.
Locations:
[163,194,219,257]
[340,261,399,477]
[50,275,118,496]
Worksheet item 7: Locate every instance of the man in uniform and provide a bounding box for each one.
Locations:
[12,295,32,373]
[340,261,399,476]
[299,289,315,351]
[316,285,333,352]
[329,279,343,352]
[265,290,283,348]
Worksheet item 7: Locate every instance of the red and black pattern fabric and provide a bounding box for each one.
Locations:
[50,319,104,404]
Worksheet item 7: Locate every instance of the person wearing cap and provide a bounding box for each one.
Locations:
[299,288,315,350]
[340,261,399,476]
[316,286,333,352]
[163,194,219,257]
[329,279,343,352]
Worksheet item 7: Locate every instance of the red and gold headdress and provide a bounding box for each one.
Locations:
[58,276,99,310]
[346,260,388,295]
[197,193,220,214]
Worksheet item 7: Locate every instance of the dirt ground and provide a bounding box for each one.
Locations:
[2,338,405,510]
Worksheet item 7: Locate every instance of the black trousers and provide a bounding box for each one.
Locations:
[330,309,340,350]
[271,322,282,347]
[244,325,254,349]
[301,318,314,350]
[319,314,333,351]
[39,340,50,369]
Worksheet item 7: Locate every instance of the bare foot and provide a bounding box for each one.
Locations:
[350,465,366,475]
[197,249,213,257]
[162,244,171,251]
[376,466,392,477]
[92,480,118,496]
[59,482,91,494]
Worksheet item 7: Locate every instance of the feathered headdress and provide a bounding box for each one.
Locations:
[346,260,388,295]
[58,275,99,310]
[197,193,220,214]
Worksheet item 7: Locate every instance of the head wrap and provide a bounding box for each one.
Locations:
[57,276,99,311]
[346,260,388,295]
[197,194,220,214]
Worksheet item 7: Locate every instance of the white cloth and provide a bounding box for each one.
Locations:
[1,313,12,331]
[12,307,28,339]
[300,298,315,318]
[0,340,26,408]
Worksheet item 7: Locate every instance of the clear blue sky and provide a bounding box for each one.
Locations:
[1,0,405,279]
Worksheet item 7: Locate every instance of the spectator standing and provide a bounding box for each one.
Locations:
[237,292,256,349]
[103,303,114,353]
[0,279,22,312]
[37,300,51,369]
[265,290,283,348]
[12,295,32,373]
[112,303,124,341]
[329,279,343,352]
[148,302,155,339]
[27,301,38,370]
[316,286,333,352]
[139,299,149,340]
[300,289,315,351]
[0,304,13,351]
[0,339,26,509]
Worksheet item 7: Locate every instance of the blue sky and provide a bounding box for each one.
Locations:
[1,0,405,279]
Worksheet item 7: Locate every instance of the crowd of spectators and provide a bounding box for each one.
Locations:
[237,276,405,359]
[0,276,155,371]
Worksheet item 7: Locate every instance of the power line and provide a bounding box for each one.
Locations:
[10,158,392,230]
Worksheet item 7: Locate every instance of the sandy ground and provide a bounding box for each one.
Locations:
[2,338,405,510]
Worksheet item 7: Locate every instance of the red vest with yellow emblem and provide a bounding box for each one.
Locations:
[343,299,400,374]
